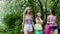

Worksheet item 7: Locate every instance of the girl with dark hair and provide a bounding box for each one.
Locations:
[47,9,58,34]
[50,9,55,16]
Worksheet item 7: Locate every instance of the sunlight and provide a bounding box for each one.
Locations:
[0,0,5,26]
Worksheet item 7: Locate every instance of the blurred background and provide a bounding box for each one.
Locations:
[0,0,60,34]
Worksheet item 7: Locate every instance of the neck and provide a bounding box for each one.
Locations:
[50,14,53,15]
[26,14,31,15]
[26,13,29,15]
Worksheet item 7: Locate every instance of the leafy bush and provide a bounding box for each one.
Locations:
[0,25,7,32]
[3,11,23,34]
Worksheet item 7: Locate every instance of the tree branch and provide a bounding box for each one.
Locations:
[52,0,59,9]
[28,0,44,20]
[38,0,44,20]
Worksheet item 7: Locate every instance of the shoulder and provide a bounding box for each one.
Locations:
[40,18,43,22]
[23,14,26,17]
[54,16,56,17]
[47,15,50,18]
[35,17,37,20]
[54,16,56,19]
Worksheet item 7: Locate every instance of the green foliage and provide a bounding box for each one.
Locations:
[0,0,60,34]
[0,25,7,32]
[3,11,22,34]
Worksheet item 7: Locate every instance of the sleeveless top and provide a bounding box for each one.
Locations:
[25,16,32,24]
[47,15,57,26]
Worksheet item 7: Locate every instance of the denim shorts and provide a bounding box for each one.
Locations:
[50,26,58,31]
[24,24,33,32]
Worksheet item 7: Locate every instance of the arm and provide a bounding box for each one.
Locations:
[40,19,43,24]
[47,16,50,24]
[22,15,25,28]
[55,16,56,22]
[31,15,34,27]
[35,18,38,24]
[54,16,57,24]
[36,17,43,24]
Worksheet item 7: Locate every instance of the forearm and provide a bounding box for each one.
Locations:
[41,22,43,25]
[38,19,43,24]
[22,21,24,28]
[47,21,51,24]
[32,22,34,26]
[22,21,24,25]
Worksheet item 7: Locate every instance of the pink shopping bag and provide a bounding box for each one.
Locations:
[43,24,50,34]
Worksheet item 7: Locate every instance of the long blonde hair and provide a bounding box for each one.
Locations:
[23,7,31,15]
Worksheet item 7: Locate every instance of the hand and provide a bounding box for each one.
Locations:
[37,17,40,20]
[22,23,24,25]
[22,22,24,28]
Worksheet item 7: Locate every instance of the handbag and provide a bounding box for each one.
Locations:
[34,24,42,30]
[43,24,50,34]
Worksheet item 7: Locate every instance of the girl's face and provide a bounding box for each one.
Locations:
[27,7,31,14]
[37,13,41,17]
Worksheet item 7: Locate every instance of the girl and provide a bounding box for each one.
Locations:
[47,9,58,34]
[34,13,43,34]
[22,7,34,34]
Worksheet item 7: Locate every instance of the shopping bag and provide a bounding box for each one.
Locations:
[34,24,42,30]
[43,24,50,34]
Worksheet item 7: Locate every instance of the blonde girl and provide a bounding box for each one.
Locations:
[22,7,34,34]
